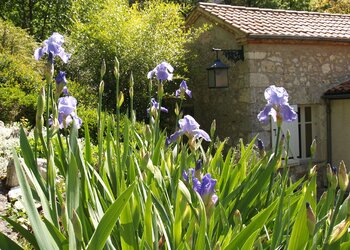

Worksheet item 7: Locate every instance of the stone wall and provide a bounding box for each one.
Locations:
[187,16,251,145]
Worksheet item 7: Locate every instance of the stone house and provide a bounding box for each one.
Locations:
[186,3,350,170]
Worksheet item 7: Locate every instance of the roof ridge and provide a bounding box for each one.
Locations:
[198,2,350,17]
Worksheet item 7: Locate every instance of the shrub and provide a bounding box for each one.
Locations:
[67,0,197,120]
[0,85,37,124]
[0,19,44,125]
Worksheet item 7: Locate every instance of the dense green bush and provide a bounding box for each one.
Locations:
[67,0,199,120]
[0,20,44,125]
[0,0,73,41]
[0,85,37,124]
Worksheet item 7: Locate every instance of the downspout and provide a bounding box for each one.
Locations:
[325,98,332,164]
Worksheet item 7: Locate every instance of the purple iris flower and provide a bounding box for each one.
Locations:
[147,62,174,81]
[167,115,210,144]
[62,86,69,95]
[197,174,218,205]
[257,85,297,124]
[58,96,77,114]
[147,98,168,114]
[57,96,82,129]
[183,170,218,206]
[34,32,71,63]
[55,71,68,96]
[55,71,67,85]
[175,80,192,98]
[58,112,82,129]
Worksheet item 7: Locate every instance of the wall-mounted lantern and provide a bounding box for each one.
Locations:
[207,48,244,88]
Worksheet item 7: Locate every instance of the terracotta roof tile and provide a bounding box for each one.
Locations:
[195,3,350,40]
[324,80,350,96]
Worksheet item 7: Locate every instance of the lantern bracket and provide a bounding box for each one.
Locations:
[212,48,244,63]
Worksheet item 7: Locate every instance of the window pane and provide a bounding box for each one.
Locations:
[305,106,312,122]
[298,107,301,122]
[305,123,312,157]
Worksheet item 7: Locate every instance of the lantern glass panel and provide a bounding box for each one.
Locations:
[215,68,228,87]
[208,70,215,88]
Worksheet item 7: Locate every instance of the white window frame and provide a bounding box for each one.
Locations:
[270,105,314,165]
[297,105,314,161]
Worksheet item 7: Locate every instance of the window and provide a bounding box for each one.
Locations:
[271,105,314,165]
[297,106,313,159]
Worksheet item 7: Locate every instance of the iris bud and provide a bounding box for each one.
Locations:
[129,73,134,98]
[327,164,338,190]
[329,217,350,244]
[210,119,216,139]
[117,91,124,108]
[100,59,106,79]
[233,210,242,227]
[306,202,316,237]
[344,195,350,216]
[338,160,349,191]
[158,82,164,97]
[309,165,317,178]
[99,81,104,95]
[114,57,120,79]
[175,103,180,116]
[310,139,317,157]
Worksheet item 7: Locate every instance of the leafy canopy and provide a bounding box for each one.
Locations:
[0,19,44,124]
[68,0,196,118]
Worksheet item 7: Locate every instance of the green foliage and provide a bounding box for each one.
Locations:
[8,108,350,249]
[0,85,37,124]
[0,0,73,41]
[68,0,195,119]
[221,0,311,10]
[310,0,350,13]
[0,20,44,125]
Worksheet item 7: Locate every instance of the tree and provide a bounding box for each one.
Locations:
[0,0,72,41]
[67,0,198,119]
[0,19,44,124]
[310,0,350,13]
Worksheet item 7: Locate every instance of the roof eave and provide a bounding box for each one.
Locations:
[247,34,350,43]
[186,5,248,42]
[185,5,201,27]
[323,93,350,99]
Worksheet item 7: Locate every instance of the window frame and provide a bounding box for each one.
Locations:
[270,104,315,166]
[297,105,314,161]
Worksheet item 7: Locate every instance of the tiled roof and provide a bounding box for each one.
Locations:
[324,80,350,97]
[189,3,350,41]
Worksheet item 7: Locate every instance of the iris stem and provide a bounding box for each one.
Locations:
[174,98,183,131]
[115,69,121,192]
[98,81,103,170]
[265,125,281,206]
[154,81,163,146]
